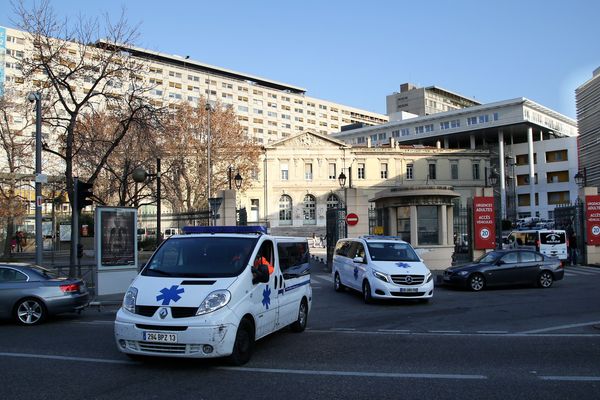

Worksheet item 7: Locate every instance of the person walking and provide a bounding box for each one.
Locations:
[15,231,23,252]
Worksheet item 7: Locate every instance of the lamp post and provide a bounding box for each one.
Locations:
[337,171,347,208]
[28,91,43,266]
[132,158,161,248]
[228,167,243,190]
[574,167,587,188]
[487,168,501,248]
[206,102,213,225]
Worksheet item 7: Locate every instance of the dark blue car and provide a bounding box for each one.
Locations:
[443,249,564,291]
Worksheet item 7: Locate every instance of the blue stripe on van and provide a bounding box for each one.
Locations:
[277,279,310,295]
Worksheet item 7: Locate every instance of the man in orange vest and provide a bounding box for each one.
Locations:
[252,253,273,283]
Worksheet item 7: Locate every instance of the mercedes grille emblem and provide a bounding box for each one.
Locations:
[405,276,413,284]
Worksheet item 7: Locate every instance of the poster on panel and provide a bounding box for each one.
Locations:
[95,207,138,269]
[473,196,496,250]
[585,195,600,246]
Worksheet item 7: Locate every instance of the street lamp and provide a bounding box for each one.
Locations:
[27,91,43,266]
[132,158,161,247]
[228,166,243,190]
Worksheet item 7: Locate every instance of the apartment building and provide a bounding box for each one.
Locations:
[0,26,388,145]
[576,67,600,188]
[333,97,579,220]
[386,82,481,117]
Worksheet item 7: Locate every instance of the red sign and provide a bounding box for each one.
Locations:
[346,213,359,226]
[473,196,496,249]
[585,195,600,245]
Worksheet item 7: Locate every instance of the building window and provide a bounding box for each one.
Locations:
[401,128,410,136]
[546,150,568,163]
[327,194,341,209]
[518,193,539,206]
[547,191,570,205]
[472,163,480,180]
[380,163,388,179]
[418,206,439,245]
[328,163,336,180]
[451,162,458,180]
[425,124,434,132]
[546,171,569,183]
[467,117,477,125]
[280,163,289,181]
[415,126,424,134]
[304,163,313,180]
[279,195,293,225]
[406,163,414,180]
[478,115,489,123]
[303,194,316,225]
[396,206,411,243]
[428,163,436,180]
[516,153,537,165]
[517,174,538,185]
[358,163,366,179]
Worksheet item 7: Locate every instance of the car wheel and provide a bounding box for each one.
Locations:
[334,272,345,292]
[538,271,554,288]
[228,319,255,366]
[468,273,485,292]
[290,299,308,333]
[362,280,373,304]
[14,298,46,326]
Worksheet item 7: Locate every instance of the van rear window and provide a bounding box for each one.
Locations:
[540,232,565,245]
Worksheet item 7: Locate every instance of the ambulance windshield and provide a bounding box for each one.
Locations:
[142,236,258,278]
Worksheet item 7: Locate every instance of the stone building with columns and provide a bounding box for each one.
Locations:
[238,131,490,268]
[332,98,579,221]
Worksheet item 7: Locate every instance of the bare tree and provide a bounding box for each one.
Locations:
[0,86,35,256]
[161,100,261,216]
[14,0,160,275]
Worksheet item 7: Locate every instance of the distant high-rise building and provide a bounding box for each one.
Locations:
[575,67,600,188]
[386,82,481,117]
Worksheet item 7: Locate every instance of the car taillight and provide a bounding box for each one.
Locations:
[60,283,80,293]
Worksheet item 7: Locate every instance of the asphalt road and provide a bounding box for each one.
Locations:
[1,263,599,400]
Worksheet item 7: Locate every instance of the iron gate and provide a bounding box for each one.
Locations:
[326,208,347,271]
[554,202,585,265]
[453,205,472,265]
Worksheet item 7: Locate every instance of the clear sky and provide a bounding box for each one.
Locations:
[2,0,599,119]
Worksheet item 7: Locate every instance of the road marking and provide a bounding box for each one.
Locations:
[377,329,410,333]
[428,330,461,333]
[0,351,130,365]
[476,331,509,334]
[516,320,600,334]
[311,275,333,284]
[306,329,600,338]
[73,320,114,325]
[539,376,600,382]
[219,366,487,380]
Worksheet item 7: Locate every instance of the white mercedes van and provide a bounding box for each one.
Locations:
[114,226,311,365]
[332,236,434,303]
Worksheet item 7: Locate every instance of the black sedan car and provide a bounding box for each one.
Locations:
[0,263,89,325]
[443,249,564,291]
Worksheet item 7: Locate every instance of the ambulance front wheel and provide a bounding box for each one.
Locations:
[228,319,255,366]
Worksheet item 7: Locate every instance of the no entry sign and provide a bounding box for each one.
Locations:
[346,213,359,226]
[473,196,495,249]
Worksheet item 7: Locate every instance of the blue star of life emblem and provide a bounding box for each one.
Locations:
[156,285,185,305]
[396,262,411,269]
[262,285,271,309]
[354,266,359,280]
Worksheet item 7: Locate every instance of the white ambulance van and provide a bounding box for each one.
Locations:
[114,226,311,365]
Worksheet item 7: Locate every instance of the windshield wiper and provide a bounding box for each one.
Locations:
[145,269,173,277]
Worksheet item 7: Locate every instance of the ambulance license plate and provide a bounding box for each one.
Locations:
[144,331,177,343]
[398,287,418,293]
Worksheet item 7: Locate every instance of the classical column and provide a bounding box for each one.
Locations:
[410,205,418,246]
[498,130,506,220]
[440,205,447,245]
[527,126,536,214]
[470,134,476,149]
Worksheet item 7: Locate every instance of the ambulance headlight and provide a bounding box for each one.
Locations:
[196,290,231,315]
[123,287,138,313]
[372,269,389,283]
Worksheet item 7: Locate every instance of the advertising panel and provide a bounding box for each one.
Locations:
[95,207,137,269]
[473,196,496,249]
[585,195,600,246]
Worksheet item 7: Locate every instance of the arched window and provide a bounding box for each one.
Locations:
[279,195,292,226]
[326,193,341,209]
[303,194,316,225]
